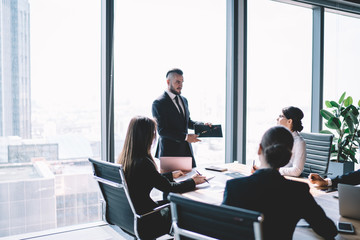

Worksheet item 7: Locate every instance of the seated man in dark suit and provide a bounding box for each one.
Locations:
[309,169,360,187]
[223,126,337,240]
[152,68,211,167]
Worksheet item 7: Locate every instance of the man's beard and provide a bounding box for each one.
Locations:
[170,85,181,95]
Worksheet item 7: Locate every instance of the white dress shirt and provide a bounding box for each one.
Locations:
[166,90,185,115]
[279,131,306,177]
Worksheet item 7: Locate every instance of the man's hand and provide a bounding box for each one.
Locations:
[186,134,201,143]
[204,122,212,127]
[308,173,328,187]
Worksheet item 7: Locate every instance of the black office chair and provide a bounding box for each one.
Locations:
[168,193,264,240]
[88,158,170,240]
[300,132,333,177]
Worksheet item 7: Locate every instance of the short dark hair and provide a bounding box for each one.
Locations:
[166,68,183,78]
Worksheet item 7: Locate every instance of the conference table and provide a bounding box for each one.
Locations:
[178,163,360,240]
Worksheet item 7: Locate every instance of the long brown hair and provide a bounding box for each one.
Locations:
[117,116,157,175]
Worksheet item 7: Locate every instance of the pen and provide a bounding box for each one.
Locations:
[196,170,209,184]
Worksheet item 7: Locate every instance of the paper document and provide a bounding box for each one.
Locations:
[174,169,215,183]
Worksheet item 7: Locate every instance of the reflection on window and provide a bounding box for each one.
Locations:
[247,0,312,164]
[0,0,101,237]
[114,0,226,167]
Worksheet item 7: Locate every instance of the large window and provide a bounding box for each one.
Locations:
[323,11,360,168]
[246,0,312,164]
[113,0,226,167]
[0,0,101,237]
[324,12,360,104]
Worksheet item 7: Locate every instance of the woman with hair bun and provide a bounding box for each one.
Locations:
[277,106,306,177]
[223,126,337,240]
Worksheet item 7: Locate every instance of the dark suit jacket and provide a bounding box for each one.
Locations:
[331,169,360,187]
[223,168,337,240]
[152,91,201,167]
[126,157,195,215]
[126,157,195,239]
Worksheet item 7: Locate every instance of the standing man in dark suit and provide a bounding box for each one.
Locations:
[152,68,210,167]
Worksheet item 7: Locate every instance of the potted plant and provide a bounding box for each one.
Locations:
[320,92,360,176]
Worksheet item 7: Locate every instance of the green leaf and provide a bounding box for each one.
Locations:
[358,99,360,107]
[339,153,348,162]
[344,96,353,107]
[347,111,359,125]
[339,139,349,148]
[320,109,335,120]
[340,105,351,116]
[325,100,332,108]
[325,117,341,130]
[343,148,356,157]
[329,101,340,108]
[345,105,360,125]
[339,92,346,104]
[345,116,355,134]
[350,105,359,116]
[331,145,336,152]
[348,154,357,163]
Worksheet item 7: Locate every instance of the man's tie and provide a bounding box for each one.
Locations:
[174,96,185,117]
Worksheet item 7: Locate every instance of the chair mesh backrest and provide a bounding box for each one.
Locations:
[88,158,135,236]
[169,193,263,240]
[300,132,333,177]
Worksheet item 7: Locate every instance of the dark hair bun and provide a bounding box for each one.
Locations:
[283,106,304,132]
[264,144,292,168]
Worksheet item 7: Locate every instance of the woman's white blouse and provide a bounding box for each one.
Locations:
[279,131,306,177]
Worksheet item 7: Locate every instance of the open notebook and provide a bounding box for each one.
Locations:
[174,169,215,188]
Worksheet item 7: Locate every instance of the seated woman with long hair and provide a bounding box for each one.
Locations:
[223,126,337,240]
[117,116,206,239]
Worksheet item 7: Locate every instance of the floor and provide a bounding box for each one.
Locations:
[0,222,173,240]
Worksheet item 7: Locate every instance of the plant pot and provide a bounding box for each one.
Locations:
[327,161,355,177]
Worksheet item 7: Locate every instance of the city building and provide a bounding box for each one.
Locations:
[0,0,31,139]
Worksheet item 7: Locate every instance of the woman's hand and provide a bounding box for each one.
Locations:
[308,173,328,187]
[191,174,207,185]
[251,165,259,174]
[172,170,185,179]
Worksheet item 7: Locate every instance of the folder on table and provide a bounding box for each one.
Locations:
[195,124,223,138]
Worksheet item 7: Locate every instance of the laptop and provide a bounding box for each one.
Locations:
[338,183,360,220]
[159,156,192,173]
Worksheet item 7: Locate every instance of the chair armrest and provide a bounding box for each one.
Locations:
[139,203,170,218]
